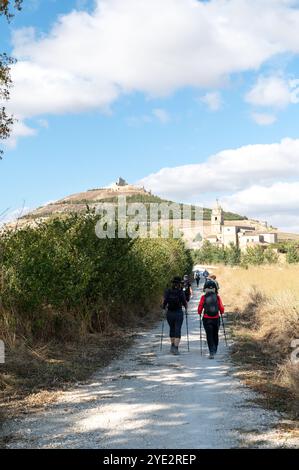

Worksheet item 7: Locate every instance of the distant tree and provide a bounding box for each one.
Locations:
[0,1,22,20]
[0,0,23,158]
[242,245,265,265]
[286,244,299,264]
[264,247,279,264]
[225,242,241,266]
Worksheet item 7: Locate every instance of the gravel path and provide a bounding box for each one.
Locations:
[2,282,298,449]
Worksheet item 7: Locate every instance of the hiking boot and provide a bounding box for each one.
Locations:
[170,345,176,354]
[173,346,180,355]
[209,353,214,359]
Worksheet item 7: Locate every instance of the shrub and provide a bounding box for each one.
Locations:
[0,214,192,342]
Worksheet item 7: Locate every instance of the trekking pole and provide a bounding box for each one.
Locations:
[221,314,228,347]
[185,309,190,352]
[160,312,165,352]
[199,315,203,356]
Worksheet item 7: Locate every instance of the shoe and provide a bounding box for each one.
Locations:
[170,345,175,354]
[209,353,214,359]
[173,346,180,355]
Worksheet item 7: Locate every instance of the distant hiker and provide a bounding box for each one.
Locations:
[209,274,220,292]
[203,276,219,294]
[195,270,201,287]
[182,274,193,302]
[198,281,225,359]
[203,269,209,279]
[163,276,188,355]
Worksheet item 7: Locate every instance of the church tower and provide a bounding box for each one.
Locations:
[211,200,224,236]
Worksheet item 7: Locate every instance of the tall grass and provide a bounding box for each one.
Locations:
[216,265,299,414]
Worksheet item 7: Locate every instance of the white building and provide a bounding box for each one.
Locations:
[204,201,277,249]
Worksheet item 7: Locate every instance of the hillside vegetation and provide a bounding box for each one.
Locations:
[19,191,247,223]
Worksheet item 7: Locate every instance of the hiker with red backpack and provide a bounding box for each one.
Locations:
[197,279,225,359]
[162,276,188,355]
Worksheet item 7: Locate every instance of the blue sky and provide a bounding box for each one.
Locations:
[1,0,299,232]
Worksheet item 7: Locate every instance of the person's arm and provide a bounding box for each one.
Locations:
[181,291,188,310]
[198,295,205,315]
[162,290,168,309]
[217,295,225,315]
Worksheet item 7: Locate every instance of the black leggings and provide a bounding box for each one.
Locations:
[167,310,184,339]
[203,318,220,354]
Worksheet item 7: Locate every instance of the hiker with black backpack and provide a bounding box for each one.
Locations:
[194,270,201,288]
[182,274,193,302]
[197,280,225,359]
[203,275,219,294]
[162,276,188,355]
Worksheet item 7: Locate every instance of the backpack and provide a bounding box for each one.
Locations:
[203,292,219,316]
[182,282,191,301]
[167,288,182,311]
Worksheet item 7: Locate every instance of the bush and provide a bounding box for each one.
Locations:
[193,240,240,266]
[286,244,299,264]
[0,214,192,341]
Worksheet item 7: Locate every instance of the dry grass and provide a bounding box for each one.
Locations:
[213,265,299,419]
[0,309,161,432]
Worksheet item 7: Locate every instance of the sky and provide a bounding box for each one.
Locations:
[1,0,299,232]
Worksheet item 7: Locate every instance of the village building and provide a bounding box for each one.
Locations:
[202,201,278,250]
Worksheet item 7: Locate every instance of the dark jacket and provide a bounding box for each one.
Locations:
[163,288,187,311]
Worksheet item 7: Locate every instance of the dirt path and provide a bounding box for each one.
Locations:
[2,283,298,449]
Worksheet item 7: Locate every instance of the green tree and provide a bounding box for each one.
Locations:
[242,245,265,265]
[0,1,23,158]
[225,242,241,266]
[264,247,279,264]
[286,244,299,264]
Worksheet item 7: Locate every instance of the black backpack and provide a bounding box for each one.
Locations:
[167,288,182,311]
[203,292,219,316]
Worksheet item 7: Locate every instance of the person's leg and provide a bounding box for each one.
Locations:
[203,318,215,357]
[173,311,184,354]
[167,312,176,353]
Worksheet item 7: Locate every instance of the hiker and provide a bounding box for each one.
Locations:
[209,274,220,292]
[182,274,193,302]
[203,269,209,280]
[198,280,225,359]
[203,275,219,294]
[195,270,201,287]
[163,276,188,355]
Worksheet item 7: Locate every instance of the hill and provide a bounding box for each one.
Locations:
[15,182,247,225]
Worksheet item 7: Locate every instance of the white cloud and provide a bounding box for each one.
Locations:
[6,0,299,124]
[139,138,299,232]
[139,138,299,199]
[37,118,49,128]
[5,120,37,148]
[200,92,222,111]
[222,182,299,232]
[251,112,277,125]
[222,182,299,215]
[245,75,299,109]
[152,108,170,124]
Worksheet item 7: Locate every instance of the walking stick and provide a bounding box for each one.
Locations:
[199,315,203,356]
[185,309,190,352]
[160,312,165,352]
[221,314,228,346]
